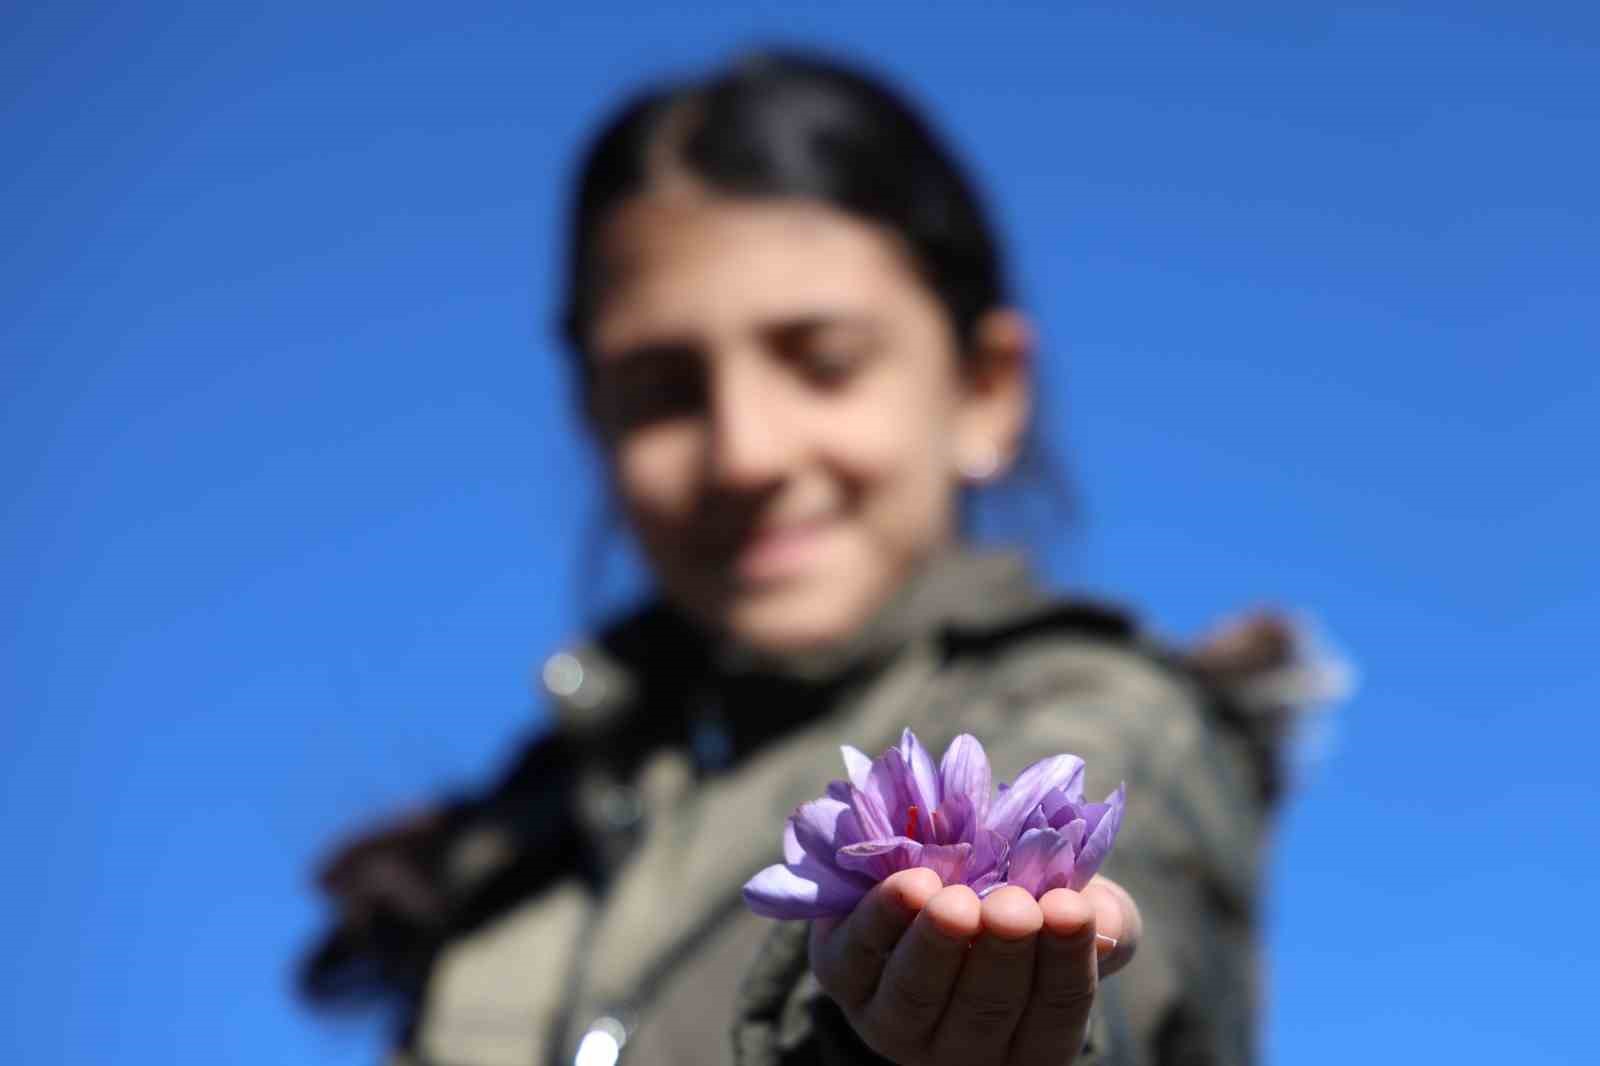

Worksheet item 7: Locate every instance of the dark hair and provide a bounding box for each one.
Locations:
[559,47,1077,610]
[560,48,1008,364]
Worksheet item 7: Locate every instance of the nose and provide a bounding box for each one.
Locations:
[705,358,795,492]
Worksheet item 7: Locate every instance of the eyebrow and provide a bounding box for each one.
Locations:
[759,310,880,343]
[597,309,881,363]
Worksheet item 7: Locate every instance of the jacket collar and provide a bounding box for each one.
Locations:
[540,546,1134,744]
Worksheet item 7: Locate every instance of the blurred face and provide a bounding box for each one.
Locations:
[584,191,1026,654]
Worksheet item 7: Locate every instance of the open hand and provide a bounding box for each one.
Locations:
[809,868,1139,1066]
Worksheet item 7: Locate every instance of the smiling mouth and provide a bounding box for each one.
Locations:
[730,515,838,583]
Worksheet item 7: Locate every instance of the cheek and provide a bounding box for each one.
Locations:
[612,424,702,525]
[821,384,958,538]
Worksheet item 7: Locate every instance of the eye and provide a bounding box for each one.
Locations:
[589,344,706,434]
[795,343,867,386]
[773,321,880,389]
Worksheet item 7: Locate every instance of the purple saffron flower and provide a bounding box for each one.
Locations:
[742,728,1127,920]
[743,729,1009,919]
[1003,783,1127,896]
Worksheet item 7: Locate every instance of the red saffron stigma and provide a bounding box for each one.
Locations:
[905,806,919,839]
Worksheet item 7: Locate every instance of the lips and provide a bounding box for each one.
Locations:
[731,515,837,583]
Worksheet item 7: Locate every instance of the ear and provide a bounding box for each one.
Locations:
[954,308,1034,482]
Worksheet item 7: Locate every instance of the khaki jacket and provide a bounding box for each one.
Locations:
[327,550,1292,1066]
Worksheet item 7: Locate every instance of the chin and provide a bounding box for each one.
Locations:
[721,580,879,656]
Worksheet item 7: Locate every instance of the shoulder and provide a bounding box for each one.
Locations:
[938,593,1277,870]
[938,592,1336,800]
[938,592,1215,748]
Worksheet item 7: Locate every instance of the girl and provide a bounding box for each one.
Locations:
[301,48,1316,1066]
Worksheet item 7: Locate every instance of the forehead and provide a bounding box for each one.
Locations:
[589,194,926,351]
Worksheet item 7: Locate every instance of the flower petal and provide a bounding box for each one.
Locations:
[877,747,935,840]
[987,754,1087,841]
[1075,801,1112,839]
[901,728,943,810]
[834,806,869,849]
[837,837,922,882]
[743,857,872,919]
[850,784,894,841]
[1038,788,1081,828]
[1058,817,1088,854]
[938,734,992,826]
[1069,784,1126,890]
[970,827,1009,883]
[790,798,852,862]
[841,745,874,791]
[1004,827,1072,897]
[934,790,974,845]
[867,749,910,823]
[781,820,804,865]
[917,842,975,883]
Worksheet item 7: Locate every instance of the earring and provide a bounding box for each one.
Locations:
[959,439,1002,483]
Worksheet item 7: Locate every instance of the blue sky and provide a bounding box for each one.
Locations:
[3,2,1595,1062]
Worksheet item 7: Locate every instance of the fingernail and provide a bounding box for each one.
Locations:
[1095,934,1119,955]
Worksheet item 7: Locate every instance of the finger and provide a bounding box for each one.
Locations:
[1082,875,1141,977]
[861,884,981,1053]
[932,885,1041,1065]
[1007,888,1097,1066]
[811,868,944,1010]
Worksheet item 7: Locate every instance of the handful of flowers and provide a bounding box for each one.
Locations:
[744,729,1126,920]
